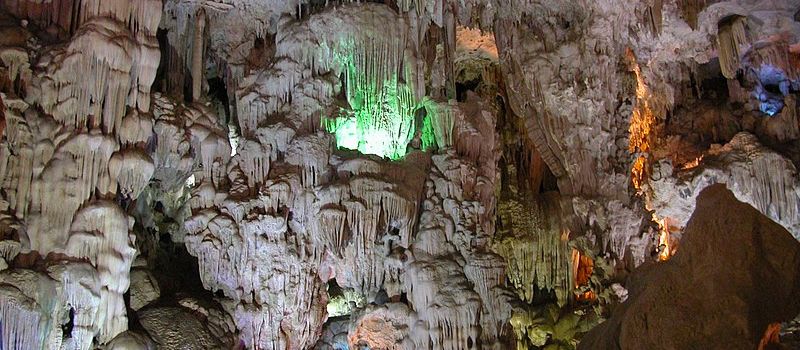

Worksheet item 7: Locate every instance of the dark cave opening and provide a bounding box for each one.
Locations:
[61,307,75,339]
[207,77,231,123]
[152,244,214,302]
[456,79,481,102]
[694,58,729,102]
[763,83,783,95]
[153,28,169,94]
[327,278,344,299]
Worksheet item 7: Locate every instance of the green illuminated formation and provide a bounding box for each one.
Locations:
[325,79,416,160]
[319,35,414,160]
[420,112,437,151]
[320,34,456,160]
[322,89,454,160]
[321,36,456,159]
[420,99,454,150]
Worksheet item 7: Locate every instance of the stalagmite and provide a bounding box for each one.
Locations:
[67,201,137,343]
[129,267,160,311]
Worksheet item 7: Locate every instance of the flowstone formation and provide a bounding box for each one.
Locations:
[0,0,799,349]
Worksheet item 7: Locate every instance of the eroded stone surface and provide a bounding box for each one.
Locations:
[580,185,800,349]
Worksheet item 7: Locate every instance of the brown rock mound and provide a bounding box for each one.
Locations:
[580,184,800,350]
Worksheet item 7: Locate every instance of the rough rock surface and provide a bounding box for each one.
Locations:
[580,184,800,349]
[138,306,225,349]
[129,267,161,311]
[102,331,156,350]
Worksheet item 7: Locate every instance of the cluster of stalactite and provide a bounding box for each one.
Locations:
[0,0,799,349]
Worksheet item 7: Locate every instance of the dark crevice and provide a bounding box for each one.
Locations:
[154,28,170,94]
[61,307,75,339]
[763,83,782,95]
[456,79,481,102]
[208,77,231,123]
[696,58,728,102]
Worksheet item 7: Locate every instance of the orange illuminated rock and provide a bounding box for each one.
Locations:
[758,323,782,350]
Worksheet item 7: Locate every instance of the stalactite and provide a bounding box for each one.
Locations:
[52,264,102,350]
[463,253,513,342]
[285,132,333,188]
[0,99,36,220]
[646,0,663,36]
[234,139,272,189]
[185,200,329,349]
[191,8,206,102]
[0,285,44,350]
[717,15,748,79]
[494,193,573,305]
[405,228,481,350]
[395,141,504,349]
[0,48,32,95]
[421,99,456,150]
[743,40,799,82]
[1,0,78,37]
[0,3,163,347]
[151,95,196,190]
[0,265,100,350]
[181,102,232,187]
[27,132,117,253]
[36,20,133,134]
[270,4,420,160]
[78,0,162,36]
[443,6,457,100]
[109,149,156,199]
[0,1,796,349]
[316,207,348,255]
[679,0,705,30]
[32,11,160,136]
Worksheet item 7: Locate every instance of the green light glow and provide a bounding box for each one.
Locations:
[322,38,419,160]
[326,114,359,150]
[324,79,417,160]
[420,111,436,151]
[322,38,453,159]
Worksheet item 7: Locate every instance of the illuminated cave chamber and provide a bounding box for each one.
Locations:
[0,1,800,350]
